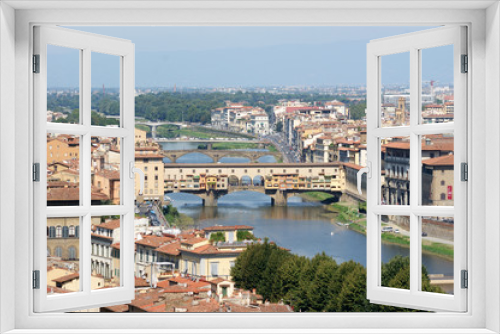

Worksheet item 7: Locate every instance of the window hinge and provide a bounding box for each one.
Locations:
[33,270,40,289]
[461,54,468,73]
[33,163,40,182]
[461,270,468,289]
[33,54,40,73]
[461,162,468,182]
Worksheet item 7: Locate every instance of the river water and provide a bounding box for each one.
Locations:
[162,142,453,276]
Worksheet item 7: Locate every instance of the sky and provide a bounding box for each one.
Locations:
[47,26,453,88]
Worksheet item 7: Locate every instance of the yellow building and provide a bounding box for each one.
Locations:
[93,169,121,204]
[135,127,147,144]
[135,146,165,202]
[47,135,80,164]
[179,237,245,280]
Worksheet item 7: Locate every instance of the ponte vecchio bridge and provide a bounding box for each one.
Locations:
[163,162,365,206]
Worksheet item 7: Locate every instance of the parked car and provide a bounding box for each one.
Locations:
[422,232,428,237]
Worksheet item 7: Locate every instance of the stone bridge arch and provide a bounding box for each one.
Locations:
[162,150,282,163]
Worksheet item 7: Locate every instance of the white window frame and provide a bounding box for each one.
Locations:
[1,2,498,334]
[32,25,136,313]
[365,26,467,312]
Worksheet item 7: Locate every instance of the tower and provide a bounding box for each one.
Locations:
[395,97,406,125]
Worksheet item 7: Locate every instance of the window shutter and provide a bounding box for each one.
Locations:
[62,226,69,238]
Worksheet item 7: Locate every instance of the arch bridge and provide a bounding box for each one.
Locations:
[162,149,282,163]
[164,162,346,206]
[135,121,185,138]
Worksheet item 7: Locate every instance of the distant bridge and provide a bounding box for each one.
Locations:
[135,121,185,138]
[156,138,262,144]
[161,149,282,163]
[163,163,347,207]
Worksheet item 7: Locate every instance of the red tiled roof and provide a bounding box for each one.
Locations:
[101,304,129,312]
[95,169,120,181]
[135,236,173,248]
[47,188,109,201]
[181,237,207,245]
[181,244,244,256]
[135,154,164,159]
[135,277,150,288]
[342,162,364,171]
[422,154,454,167]
[52,273,79,284]
[97,219,120,230]
[155,241,181,256]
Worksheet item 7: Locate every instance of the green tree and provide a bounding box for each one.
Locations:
[350,101,367,120]
[276,121,283,132]
[209,232,226,243]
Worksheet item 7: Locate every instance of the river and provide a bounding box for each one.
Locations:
[161,141,454,276]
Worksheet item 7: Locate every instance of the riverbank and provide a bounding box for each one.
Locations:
[155,124,255,140]
[302,195,454,262]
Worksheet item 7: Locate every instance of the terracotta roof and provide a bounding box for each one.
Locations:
[142,304,166,313]
[52,273,79,284]
[181,237,208,245]
[209,277,227,284]
[157,277,211,289]
[155,284,210,294]
[342,162,364,171]
[135,154,164,159]
[47,286,73,294]
[181,244,244,256]
[135,236,173,248]
[186,298,220,312]
[155,241,181,256]
[135,277,150,288]
[203,225,253,232]
[101,304,129,312]
[95,169,120,180]
[47,187,109,201]
[422,154,454,167]
[97,219,120,230]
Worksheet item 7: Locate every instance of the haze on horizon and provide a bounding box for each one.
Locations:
[47,26,453,89]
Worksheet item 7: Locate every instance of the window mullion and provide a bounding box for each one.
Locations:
[409,46,420,294]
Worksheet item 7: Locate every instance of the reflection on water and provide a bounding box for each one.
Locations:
[167,191,453,275]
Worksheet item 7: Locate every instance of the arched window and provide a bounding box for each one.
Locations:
[68,246,76,260]
[69,225,75,237]
[62,226,69,238]
[56,226,62,238]
[440,193,446,200]
[55,247,62,258]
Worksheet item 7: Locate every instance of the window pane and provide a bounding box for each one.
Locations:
[91,136,121,205]
[380,215,410,290]
[381,52,410,127]
[381,136,410,205]
[47,133,81,206]
[421,45,454,124]
[47,217,81,294]
[91,216,122,290]
[47,45,81,124]
[420,216,454,295]
[91,52,121,126]
[421,134,454,206]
